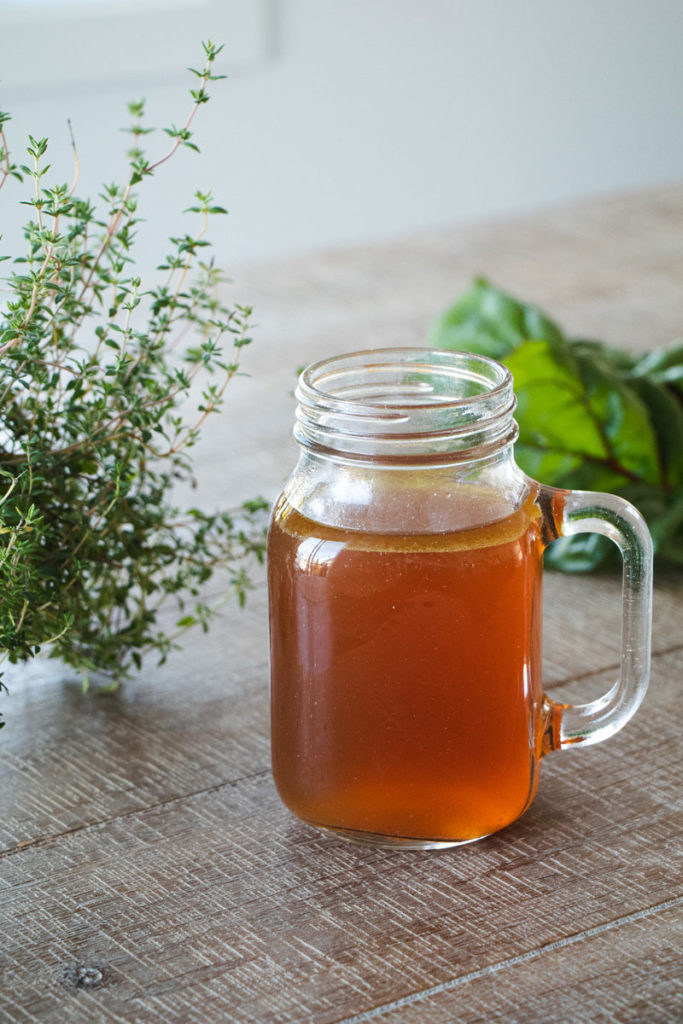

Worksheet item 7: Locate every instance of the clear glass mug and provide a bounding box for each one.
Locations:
[267,349,653,849]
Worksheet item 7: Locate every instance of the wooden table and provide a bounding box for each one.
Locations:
[2,185,682,1023]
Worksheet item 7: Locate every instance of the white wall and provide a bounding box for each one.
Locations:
[1,0,682,270]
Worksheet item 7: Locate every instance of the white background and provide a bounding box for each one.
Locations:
[1,0,682,269]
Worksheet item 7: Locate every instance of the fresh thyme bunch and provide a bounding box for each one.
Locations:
[0,42,267,725]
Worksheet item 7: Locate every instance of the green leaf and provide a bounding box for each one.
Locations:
[630,377,683,489]
[572,348,661,485]
[650,488,683,564]
[544,534,614,573]
[429,277,565,359]
[632,342,683,391]
[506,339,607,462]
[176,615,197,628]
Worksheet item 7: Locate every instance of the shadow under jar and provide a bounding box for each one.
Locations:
[268,349,652,849]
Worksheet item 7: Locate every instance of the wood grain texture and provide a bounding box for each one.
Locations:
[338,903,683,1024]
[1,183,682,1023]
[1,648,681,1023]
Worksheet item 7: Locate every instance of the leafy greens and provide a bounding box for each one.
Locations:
[430,279,683,571]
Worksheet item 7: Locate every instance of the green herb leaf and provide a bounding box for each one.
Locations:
[0,44,267,727]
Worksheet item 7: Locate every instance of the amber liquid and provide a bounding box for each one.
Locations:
[268,494,546,844]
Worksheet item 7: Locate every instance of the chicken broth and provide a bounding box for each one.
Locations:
[268,494,545,843]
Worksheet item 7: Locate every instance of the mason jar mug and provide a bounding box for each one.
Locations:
[267,349,653,849]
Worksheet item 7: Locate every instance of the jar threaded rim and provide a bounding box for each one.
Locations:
[294,348,518,463]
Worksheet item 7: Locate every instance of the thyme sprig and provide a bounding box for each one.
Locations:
[0,42,267,726]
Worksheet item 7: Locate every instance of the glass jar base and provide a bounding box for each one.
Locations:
[311,821,491,850]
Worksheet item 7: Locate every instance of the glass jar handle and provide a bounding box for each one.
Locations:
[543,489,653,751]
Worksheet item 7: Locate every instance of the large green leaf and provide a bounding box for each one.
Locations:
[505,340,607,461]
[629,377,683,490]
[429,277,565,359]
[572,349,661,485]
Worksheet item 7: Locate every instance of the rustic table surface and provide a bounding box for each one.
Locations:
[1,184,682,1024]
